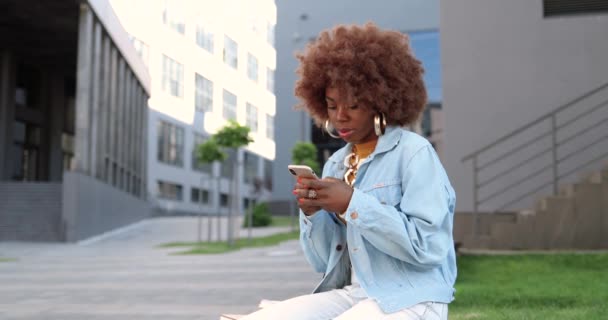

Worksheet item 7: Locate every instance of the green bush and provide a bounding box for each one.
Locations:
[242,202,273,227]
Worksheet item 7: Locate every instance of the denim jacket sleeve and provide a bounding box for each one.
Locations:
[299,210,340,273]
[345,145,455,268]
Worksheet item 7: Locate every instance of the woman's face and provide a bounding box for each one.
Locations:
[325,87,377,144]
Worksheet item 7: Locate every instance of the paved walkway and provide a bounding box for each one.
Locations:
[0,217,321,320]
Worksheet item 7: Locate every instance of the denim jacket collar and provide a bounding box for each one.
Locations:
[327,126,403,165]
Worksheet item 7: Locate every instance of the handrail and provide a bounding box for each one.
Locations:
[462,80,608,162]
[461,80,608,238]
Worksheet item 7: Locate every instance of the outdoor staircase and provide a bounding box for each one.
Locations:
[458,163,608,250]
[0,182,63,241]
[459,81,608,250]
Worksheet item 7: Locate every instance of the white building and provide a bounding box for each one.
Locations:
[111,0,277,216]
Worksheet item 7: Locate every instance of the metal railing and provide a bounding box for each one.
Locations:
[462,81,608,236]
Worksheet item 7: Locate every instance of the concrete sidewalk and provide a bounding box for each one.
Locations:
[0,217,320,320]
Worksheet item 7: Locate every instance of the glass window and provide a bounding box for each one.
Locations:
[195,23,214,53]
[263,158,273,191]
[162,0,185,34]
[195,74,213,112]
[247,53,258,82]
[222,89,237,121]
[266,114,274,139]
[244,151,258,184]
[266,21,275,47]
[246,103,258,133]
[157,120,184,167]
[128,35,149,67]
[220,148,236,178]
[158,180,183,200]
[162,55,184,98]
[220,193,230,207]
[191,187,210,204]
[266,68,274,93]
[192,133,212,173]
[223,35,238,69]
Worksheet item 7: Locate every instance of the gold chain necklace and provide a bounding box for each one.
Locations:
[343,147,359,187]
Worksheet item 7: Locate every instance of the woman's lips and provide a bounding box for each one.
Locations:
[338,129,354,138]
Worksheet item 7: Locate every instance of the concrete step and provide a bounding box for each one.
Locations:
[571,182,603,249]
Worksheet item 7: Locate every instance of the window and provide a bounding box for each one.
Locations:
[266,114,274,139]
[162,0,185,34]
[195,24,214,53]
[263,158,273,190]
[543,0,608,17]
[246,103,258,132]
[195,74,213,112]
[128,36,149,67]
[191,187,209,204]
[266,68,274,93]
[223,89,237,120]
[157,120,184,167]
[223,35,238,69]
[220,193,230,207]
[192,133,212,173]
[247,53,258,82]
[266,21,275,46]
[158,180,183,200]
[244,151,259,184]
[162,55,184,98]
[221,148,236,178]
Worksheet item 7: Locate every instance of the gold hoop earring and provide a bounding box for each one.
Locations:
[374,113,387,136]
[325,120,340,139]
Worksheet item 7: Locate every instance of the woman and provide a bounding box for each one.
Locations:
[242,23,456,320]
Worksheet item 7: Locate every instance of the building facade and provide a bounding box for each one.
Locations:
[442,0,608,213]
[0,0,151,241]
[110,0,277,217]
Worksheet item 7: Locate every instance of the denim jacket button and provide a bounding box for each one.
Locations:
[350,211,358,219]
[336,244,343,251]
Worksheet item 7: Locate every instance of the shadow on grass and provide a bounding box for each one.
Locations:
[158,230,300,255]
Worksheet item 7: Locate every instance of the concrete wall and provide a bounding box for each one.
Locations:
[62,171,151,242]
[272,0,440,203]
[441,0,608,212]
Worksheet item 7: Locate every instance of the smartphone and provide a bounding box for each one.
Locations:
[288,165,319,179]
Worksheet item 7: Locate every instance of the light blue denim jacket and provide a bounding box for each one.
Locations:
[299,126,457,313]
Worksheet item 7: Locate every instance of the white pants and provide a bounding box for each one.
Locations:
[239,287,448,320]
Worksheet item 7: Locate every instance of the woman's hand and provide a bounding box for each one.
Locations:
[294,177,354,214]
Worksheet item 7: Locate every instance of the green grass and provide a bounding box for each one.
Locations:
[0,258,16,263]
[451,253,608,319]
[160,230,300,254]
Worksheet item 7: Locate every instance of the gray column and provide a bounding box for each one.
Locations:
[124,71,132,193]
[90,19,103,179]
[142,91,148,200]
[116,59,125,189]
[48,73,65,182]
[108,47,118,185]
[100,33,111,182]
[74,3,94,175]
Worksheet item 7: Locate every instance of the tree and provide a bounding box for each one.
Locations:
[292,142,321,174]
[289,142,321,229]
[196,138,226,242]
[211,120,253,246]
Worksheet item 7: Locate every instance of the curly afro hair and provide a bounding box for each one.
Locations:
[294,22,427,127]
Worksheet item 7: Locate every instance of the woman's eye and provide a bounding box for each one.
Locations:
[327,105,337,110]
[349,105,358,110]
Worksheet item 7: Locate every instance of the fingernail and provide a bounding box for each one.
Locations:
[298,198,304,203]
[292,190,298,195]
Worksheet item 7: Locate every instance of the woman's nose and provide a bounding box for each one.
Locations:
[336,106,349,121]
